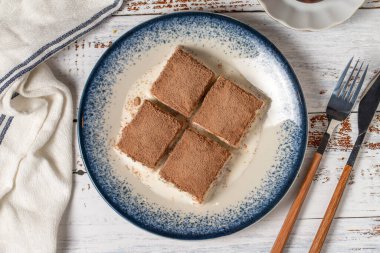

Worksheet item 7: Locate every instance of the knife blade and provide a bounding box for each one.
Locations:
[309,71,380,253]
[347,71,380,166]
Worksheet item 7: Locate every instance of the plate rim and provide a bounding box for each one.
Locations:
[77,11,308,240]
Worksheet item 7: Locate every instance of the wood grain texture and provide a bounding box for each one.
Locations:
[47,11,380,114]
[45,9,380,253]
[272,153,323,253]
[310,164,354,253]
[58,213,380,252]
[61,147,380,253]
[114,0,380,15]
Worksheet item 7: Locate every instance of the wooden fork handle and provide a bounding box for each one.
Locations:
[309,164,353,253]
[271,152,323,253]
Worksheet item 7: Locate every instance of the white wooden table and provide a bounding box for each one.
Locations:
[49,1,380,252]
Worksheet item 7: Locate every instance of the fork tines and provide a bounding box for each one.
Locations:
[334,57,368,104]
[333,57,368,103]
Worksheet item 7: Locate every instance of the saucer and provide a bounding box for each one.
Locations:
[259,0,365,31]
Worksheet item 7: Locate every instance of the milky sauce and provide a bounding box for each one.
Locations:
[112,47,289,207]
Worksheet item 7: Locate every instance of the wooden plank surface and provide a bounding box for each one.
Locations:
[48,10,380,114]
[47,9,380,253]
[115,0,380,15]
[58,209,380,252]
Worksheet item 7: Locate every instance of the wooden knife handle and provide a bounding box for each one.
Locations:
[309,164,353,253]
[271,152,323,253]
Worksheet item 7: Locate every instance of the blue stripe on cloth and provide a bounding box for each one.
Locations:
[0,116,14,145]
[0,21,106,94]
[0,114,5,126]
[0,0,121,93]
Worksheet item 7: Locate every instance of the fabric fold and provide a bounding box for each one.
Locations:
[0,0,122,252]
[0,64,73,252]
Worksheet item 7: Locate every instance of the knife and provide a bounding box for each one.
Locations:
[309,70,380,253]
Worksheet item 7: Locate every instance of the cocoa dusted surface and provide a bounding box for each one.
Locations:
[151,47,215,118]
[159,129,231,203]
[117,100,183,169]
[193,76,264,147]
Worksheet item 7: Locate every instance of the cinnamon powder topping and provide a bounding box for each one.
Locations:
[117,100,183,169]
[151,47,215,118]
[159,129,231,203]
[193,76,264,147]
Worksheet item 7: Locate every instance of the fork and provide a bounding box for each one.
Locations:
[271,58,368,253]
[309,70,378,253]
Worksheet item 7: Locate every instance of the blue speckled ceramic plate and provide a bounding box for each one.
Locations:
[78,12,307,239]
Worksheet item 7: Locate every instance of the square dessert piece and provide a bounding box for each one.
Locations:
[116,100,183,169]
[159,129,231,203]
[193,76,265,148]
[151,47,215,118]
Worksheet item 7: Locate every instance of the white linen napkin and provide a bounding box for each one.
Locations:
[0,0,122,252]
